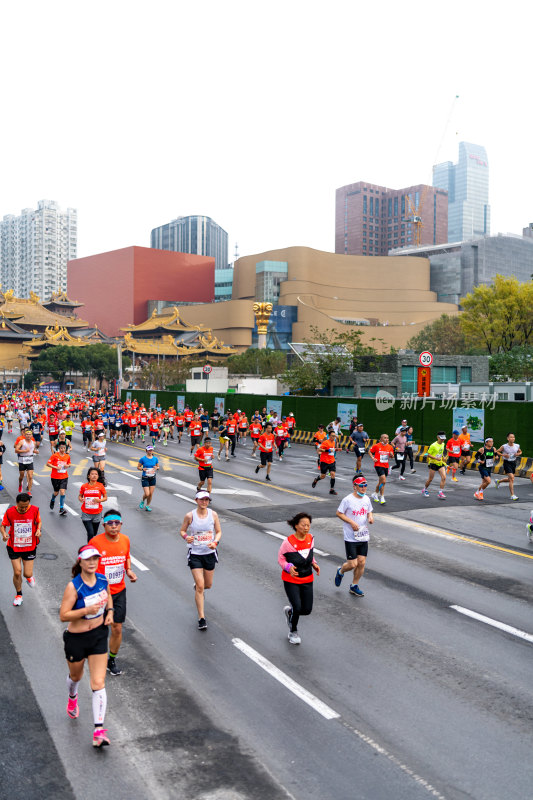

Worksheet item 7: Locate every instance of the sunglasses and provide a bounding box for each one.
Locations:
[105,520,122,526]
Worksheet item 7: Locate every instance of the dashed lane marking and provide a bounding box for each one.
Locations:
[450,605,533,643]
[130,555,149,572]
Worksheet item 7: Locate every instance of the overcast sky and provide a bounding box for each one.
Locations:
[1,0,531,262]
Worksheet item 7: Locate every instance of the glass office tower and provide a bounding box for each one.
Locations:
[433,142,490,243]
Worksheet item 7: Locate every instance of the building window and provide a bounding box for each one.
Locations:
[460,366,472,383]
[401,366,417,394]
[394,197,398,216]
[363,196,367,214]
[432,366,457,383]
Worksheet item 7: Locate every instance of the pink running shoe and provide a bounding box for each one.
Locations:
[93,728,110,747]
[26,576,36,588]
[67,696,79,719]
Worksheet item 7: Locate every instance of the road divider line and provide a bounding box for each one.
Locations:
[263,530,329,556]
[130,555,149,572]
[450,605,533,643]
[32,479,40,486]
[63,504,79,517]
[120,470,140,480]
[377,514,533,561]
[173,493,196,504]
[232,638,339,720]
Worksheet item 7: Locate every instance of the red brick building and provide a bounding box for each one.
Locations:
[68,246,214,336]
[335,181,448,256]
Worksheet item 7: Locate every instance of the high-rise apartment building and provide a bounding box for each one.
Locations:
[432,142,490,243]
[0,200,77,299]
[335,182,448,256]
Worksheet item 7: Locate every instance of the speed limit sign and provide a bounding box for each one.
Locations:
[203,364,212,375]
[419,351,433,367]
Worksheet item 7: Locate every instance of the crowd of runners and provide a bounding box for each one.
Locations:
[1,389,531,748]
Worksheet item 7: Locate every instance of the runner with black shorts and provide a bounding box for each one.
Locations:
[137,444,159,511]
[179,491,222,631]
[47,441,71,516]
[474,438,499,501]
[255,423,275,481]
[334,476,373,597]
[312,433,340,495]
[195,437,214,493]
[1,494,42,606]
[15,428,36,496]
[496,433,521,501]
[59,543,114,747]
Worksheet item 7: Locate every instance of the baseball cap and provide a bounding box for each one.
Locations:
[452,429,459,435]
[461,425,468,430]
[437,432,446,439]
[78,545,101,561]
[97,432,105,437]
[145,444,154,451]
[195,490,210,500]
[353,476,368,486]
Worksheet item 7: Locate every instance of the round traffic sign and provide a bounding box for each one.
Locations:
[419,351,433,367]
[203,364,212,374]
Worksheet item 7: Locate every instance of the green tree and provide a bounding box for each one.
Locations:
[489,345,533,381]
[27,346,89,386]
[137,357,200,390]
[407,314,467,355]
[85,344,130,390]
[226,348,286,377]
[280,360,324,395]
[460,276,533,354]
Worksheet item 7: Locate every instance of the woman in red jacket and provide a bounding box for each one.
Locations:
[277,512,320,645]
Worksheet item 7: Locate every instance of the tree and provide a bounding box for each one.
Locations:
[85,344,131,390]
[280,360,324,395]
[407,314,467,355]
[136,358,198,390]
[489,345,533,381]
[460,276,533,354]
[26,344,130,390]
[226,348,286,377]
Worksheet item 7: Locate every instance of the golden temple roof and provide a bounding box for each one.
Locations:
[42,290,84,308]
[120,305,207,335]
[22,325,107,356]
[122,330,236,357]
[0,288,88,328]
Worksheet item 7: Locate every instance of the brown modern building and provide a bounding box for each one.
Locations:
[68,246,215,337]
[335,181,448,256]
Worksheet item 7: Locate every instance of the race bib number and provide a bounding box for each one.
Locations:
[380,452,389,463]
[13,520,33,547]
[19,455,33,465]
[85,496,99,510]
[203,455,213,465]
[144,467,156,477]
[328,448,335,457]
[193,530,214,546]
[264,441,272,451]
[452,446,461,455]
[104,563,125,585]
[396,454,404,461]
[358,447,365,454]
[57,464,67,473]
[485,458,494,467]
[83,589,107,619]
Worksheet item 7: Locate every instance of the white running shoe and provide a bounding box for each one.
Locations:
[288,631,301,645]
[371,492,379,501]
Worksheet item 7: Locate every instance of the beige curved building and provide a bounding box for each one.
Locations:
[232,246,458,349]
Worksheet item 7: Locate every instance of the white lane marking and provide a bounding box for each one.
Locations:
[120,470,140,480]
[130,555,149,572]
[173,493,196,504]
[398,490,415,494]
[450,605,533,643]
[376,515,458,541]
[263,530,329,556]
[7,460,16,467]
[164,476,196,489]
[163,475,267,499]
[63,504,79,517]
[0,503,9,516]
[32,479,40,486]
[105,483,133,495]
[232,638,339,720]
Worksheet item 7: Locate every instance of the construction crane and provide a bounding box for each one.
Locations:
[402,95,459,247]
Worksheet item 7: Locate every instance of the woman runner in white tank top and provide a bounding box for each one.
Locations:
[179,491,222,631]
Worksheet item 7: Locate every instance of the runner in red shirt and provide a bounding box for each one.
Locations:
[1,494,42,606]
[175,412,185,443]
[184,408,194,430]
[189,415,204,455]
[47,442,71,516]
[274,419,289,461]
[195,438,214,493]
[286,413,296,447]
[237,413,248,445]
[312,434,341,495]
[369,434,395,505]
[254,423,275,481]
[249,416,263,458]
[446,431,462,482]
[78,467,108,542]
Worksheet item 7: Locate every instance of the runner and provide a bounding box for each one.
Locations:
[458,425,472,474]
[90,431,107,484]
[391,426,408,480]
[312,432,340,495]
[0,433,5,490]
[47,441,72,516]
[313,424,327,468]
[369,433,395,505]
[225,415,237,458]
[1,493,42,606]
[175,410,185,443]
[48,414,60,454]
[195,437,214,494]
[217,418,231,462]
[237,412,248,445]
[474,438,499,501]
[30,415,43,455]
[128,409,139,444]
[249,416,263,458]
[89,510,137,676]
[15,428,36,496]
[278,512,320,645]
[446,430,462,482]
[348,423,370,475]
[81,415,94,451]
[59,543,114,747]
[148,411,161,447]
[56,429,73,454]
[285,412,296,447]
[78,467,108,543]
[334,475,374,597]
[184,406,194,432]
[179,491,222,631]
[495,433,521,501]
[255,422,275,482]
[422,432,448,499]
[61,413,75,442]
[161,411,171,446]
[274,418,289,461]
[405,425,417,474]
[189,414,204,455]
[137,444,159,512]
[138,408,148,442]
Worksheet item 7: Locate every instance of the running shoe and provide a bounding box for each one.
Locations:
[255,465,260,474]
[145,505,152,512]
[329,489,338,495]
[265,475,272,482]
[349,584,364,597]
[67,696,79,719]
[371,492,379,502]
[13,594,23,607]
[92,728,110,747]
[474,491,483,501]
[495,479,501,489]
[527,523,533,542]
[379,496,386,504]
[288,631,301,645]
[26,576,36,588]
[0,485,4,490]
[334,567,344,587]
[49,499,55,510]
[139,500,145,509]
[59,509,67,516]
[198,618,207,631]
[410,469,416,474]
[107,657,122,676]
[452,476,458,482]
[422,489,429,497]
[225,457,230,461]
[510,495,519,501]
[399,476,406,481]
[311,477,318,488]
[438,491,446,499]
[283,605,292,629]
[217,454,221,461]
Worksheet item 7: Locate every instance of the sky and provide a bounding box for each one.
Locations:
[1,0,532,261]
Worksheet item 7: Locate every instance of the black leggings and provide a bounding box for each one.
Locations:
[83,519,100,543]
[405,446,414,470]
[228,434,236,455]
[391,454,407,475]
[283,582,313,632]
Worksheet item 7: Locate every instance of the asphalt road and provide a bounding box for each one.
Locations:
[1,428,533,800]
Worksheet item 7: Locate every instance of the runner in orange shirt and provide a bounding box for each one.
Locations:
[47,441,71,516]
[458,426,472,474]
[285,413,296,448]
[249,416,263,458]
[237,413,249,445]
[254,423,275,481]
[369,434,395,505]
[189,414,204,455]
[312,433,340,495]
[195,438,214,493]
[446,430,462,481]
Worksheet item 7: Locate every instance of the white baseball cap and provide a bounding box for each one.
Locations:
[195,490,210,500]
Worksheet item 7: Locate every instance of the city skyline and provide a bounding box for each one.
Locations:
[1,2,531,264]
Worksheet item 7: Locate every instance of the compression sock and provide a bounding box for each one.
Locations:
[92,688,107,726]
[59,495,65,510]
[50,493,55,505]
[67,676,79,697]
[330,477,336,489]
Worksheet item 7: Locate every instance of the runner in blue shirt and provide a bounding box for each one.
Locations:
[137,445,159,512]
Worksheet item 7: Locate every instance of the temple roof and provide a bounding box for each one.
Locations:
[120,305,207,335]
[0,288,88,328]
[22,325,109,356]
[122,330,236,357]
[42,290,84,309]
[0,318,38,340]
